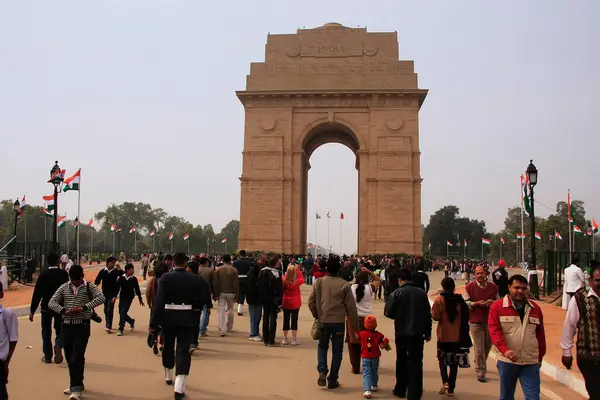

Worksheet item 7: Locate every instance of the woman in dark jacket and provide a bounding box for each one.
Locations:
[431,277,472,397]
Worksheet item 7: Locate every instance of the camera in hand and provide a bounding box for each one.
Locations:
[90,311,102,324]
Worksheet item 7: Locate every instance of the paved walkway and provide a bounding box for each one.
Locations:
[7,273,583,400]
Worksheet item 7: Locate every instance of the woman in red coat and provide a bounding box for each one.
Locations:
[281,264,305,345]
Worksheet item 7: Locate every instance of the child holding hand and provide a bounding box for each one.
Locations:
[359,315,391,399]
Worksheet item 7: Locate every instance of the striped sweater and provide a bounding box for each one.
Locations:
[49,281,105,323]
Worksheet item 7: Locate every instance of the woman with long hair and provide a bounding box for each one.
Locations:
[432,277,472,397]
[281,264,305,345]
[347,268,381,374]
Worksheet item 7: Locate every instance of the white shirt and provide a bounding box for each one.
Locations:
[0,266,7,292]
[350,284,373,317]
[560,289,599,357]
[0,305,18,361]
[564,265,585,293]
[380,269,386,281]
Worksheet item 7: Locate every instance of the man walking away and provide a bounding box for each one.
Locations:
[562,257,585,310]
[257,255,283,346]
[246,255,265,341]
[0,282,18,400]
[29,252,69,364]
[303,254,314,285]
[150,253,210,399]
[197,257,215,338]
[488,275,546,400]
[233,250,251,316]
[492,260,509,298]
[561,260,600,399]
[384,268,432,399]
[309,255,359,390]
[213,255,238,336]
[115,263,144,336]
[464,265,499,382]
[49,265,105,400]
[94,257,124,333]
[412,260,430,294]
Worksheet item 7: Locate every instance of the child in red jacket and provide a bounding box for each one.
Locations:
[359,315,391,399]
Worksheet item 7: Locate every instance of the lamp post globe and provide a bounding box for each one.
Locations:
[527,160,539,298]
[49,161,64,252]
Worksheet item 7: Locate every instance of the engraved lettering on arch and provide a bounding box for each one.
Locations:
[318,44,345,55]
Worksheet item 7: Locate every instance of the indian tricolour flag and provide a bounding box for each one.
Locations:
[222,238,227,243]
[57,215,66,227]
[63,169,81,192]
[168,232,174,241]
[148,229,156,237]
[501,237,505,244]
[73,217,79,227]
[555,231,563,240]
[42,207,53,217]
[129,226,136,234]
[482,238,491,245]
[110,224,117,232]
[88,218,94,227]
[594,219,599,233]
[446,241,452,246]
[183,233,190,241]
[534,232,542,241]
[517,233,526,239]
[43,195,55,211]
[573,225,582,234]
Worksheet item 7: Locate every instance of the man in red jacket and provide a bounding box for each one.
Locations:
[488,274,546,400]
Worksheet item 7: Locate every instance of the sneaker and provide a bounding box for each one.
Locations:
[41,357,52,364]
[363,390,373,399]
[54,345,63,364]
[251,336,263,342]
[237,312,243,316]
[327,380,340,389]
[189,345,196,355]
[69,392,82,400]
[291,339,300,346]
[439,384,448,395]
[477,375,487,383]
[117,330,124,336]
[219,332,226,337]
[130,319,135,331]
[105,328,112,334]
[281,339,289,346]
[200,332,208,337]
[371,386,378,392]
[317,372,327,387]
[63,388,71,395]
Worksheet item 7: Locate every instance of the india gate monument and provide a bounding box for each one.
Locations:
[236,23,428,255]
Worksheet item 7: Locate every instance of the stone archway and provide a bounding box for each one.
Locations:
[236,23,428,255]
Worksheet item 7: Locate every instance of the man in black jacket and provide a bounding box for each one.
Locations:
[94,257,125,333]
[257,255,283,346]
[233,250,252,316]
[412,260,431,294]
[245,256,264,341]
[29,252,69,364]
[384,259,402,300]
[150,252,210,400]
[384,268,432,399]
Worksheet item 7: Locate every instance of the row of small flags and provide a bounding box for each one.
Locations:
[432,223,599,249]
[316,212,344,219]
[108,224,226,243]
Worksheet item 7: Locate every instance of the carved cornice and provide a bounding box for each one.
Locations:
[236,90,428,110]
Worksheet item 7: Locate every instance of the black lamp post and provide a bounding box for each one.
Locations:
[526,160,539,297]
[13,199,20,239]
[49,161,64,253]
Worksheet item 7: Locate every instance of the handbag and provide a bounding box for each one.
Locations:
[311,279,324,340]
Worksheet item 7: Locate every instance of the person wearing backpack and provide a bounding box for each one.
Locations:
[49,265,105,400]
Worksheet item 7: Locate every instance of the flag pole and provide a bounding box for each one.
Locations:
[500,241,502,260]
[568,189,572,263]
[91,225,94,258]
[76,169,81,263]
[340,215,343,255]
[112,231,115,255]
[187,238,190,255]
[44,212,47,242]
[327,214,330,254]
[315,215,318,257]
[65,213,69,255]
[481,241,483,260]
[134,229,137,254]
[520,175,525,266]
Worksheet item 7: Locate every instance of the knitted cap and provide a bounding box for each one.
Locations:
[364,314,377,330]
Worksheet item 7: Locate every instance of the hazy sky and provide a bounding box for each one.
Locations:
[1,1,598,254]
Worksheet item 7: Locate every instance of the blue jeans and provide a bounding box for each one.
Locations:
[248,304,262,337]
[497,361,540,400]
[317,322,345,382]
[362,358,380,391]
[199,305,210,336]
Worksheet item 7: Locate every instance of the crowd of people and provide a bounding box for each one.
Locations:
[0,250,597,399]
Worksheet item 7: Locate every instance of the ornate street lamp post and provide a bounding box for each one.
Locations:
[13,199,20,240]
[49,161,64,253]
[526,160,539,297]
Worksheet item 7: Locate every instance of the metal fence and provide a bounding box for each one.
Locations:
[543,251,599,296]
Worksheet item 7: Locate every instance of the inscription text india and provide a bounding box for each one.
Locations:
[246,97,417,109]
